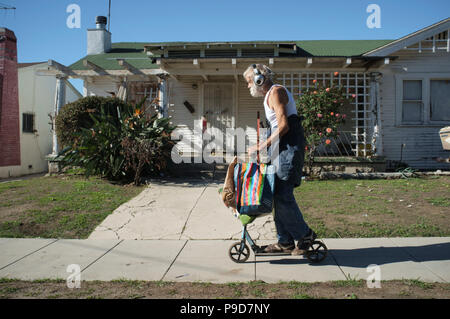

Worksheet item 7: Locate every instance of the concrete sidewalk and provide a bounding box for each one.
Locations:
[88,179,277,241]
[0,237,449,283]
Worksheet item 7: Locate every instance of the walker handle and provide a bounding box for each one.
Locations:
[257,111,260,164]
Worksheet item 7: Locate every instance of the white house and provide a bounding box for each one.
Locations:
[43,16,450,171]
[0,62,81,178]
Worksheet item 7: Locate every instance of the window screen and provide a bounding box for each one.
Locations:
[23,113,34,133]
[402,80,423,123]
[430,80,450,121]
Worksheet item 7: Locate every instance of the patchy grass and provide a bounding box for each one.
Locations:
[0,171,145,238]
[294,176,450,238]
[0,279,449,299]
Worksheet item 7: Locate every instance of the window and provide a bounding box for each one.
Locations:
[402,80,423,123]
[396,74,450,126]
[430,80,450,121]
[22,113,35,133]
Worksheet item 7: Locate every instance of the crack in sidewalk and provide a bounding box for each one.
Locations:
[178,184,209,240]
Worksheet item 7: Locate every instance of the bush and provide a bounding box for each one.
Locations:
[121,107,175,185]
[56,97,176,185]
[296,73,354,175]
[55,96,129,149]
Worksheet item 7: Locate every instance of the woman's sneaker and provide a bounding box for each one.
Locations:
[291,230,317,255]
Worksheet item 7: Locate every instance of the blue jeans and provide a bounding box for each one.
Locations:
[273,176,310,244]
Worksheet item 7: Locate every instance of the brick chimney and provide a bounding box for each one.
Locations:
[87,16,111,55]
[0,28,20,167]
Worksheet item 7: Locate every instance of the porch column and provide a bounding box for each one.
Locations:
[52,75,66,155]
[369,73,383,156]
[157,74,169,118]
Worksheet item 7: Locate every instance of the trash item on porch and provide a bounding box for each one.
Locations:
[439,126,450,150]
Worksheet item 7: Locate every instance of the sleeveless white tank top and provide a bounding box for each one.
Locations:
[263,84,297,131]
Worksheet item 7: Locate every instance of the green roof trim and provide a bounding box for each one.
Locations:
[69,42,160,71]
[295,40,394,56]
[69,40,395,71]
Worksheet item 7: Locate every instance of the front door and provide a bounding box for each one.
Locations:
[203,83,234,155]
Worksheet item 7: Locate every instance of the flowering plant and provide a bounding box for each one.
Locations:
[296,73,355,175]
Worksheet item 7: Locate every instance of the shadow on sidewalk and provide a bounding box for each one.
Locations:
[261,242,450,267]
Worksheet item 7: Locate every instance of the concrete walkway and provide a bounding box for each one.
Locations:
[88,179,277,241]
[0,237,449,283]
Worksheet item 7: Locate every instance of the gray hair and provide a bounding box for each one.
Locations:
[243,64,275,82]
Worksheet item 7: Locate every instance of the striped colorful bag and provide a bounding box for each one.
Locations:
[233,162,276,216]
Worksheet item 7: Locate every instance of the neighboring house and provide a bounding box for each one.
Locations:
[0,60,81,178]
[45,16,450,171]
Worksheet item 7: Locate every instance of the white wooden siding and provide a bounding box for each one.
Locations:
[236,77,266,148]
[380,52,450,169]
[167,77,202,157]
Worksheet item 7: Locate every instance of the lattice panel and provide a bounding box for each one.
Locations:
[276,72,373,157]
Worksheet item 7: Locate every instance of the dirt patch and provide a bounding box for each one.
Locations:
[0,279,449,299]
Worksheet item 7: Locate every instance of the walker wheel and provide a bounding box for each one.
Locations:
[229,241,250,263]
[305,240,328,263]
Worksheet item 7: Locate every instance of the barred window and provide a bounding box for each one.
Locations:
[22,113,35,133]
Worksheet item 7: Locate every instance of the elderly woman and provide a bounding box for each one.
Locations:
[243,64,316,255]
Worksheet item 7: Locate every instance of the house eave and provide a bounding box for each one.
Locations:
[363,17,450,56]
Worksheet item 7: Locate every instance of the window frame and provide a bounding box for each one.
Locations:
[395,73,450,127]
[22,112,35,134]
[429,78,450,123]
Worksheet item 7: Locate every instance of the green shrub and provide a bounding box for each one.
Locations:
[55,96,129,148]
[121,107,175,185]
[56,97,176,185]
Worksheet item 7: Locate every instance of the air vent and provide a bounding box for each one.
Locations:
[205,49,237,58]
[241,49,275,57]
[167,50,201,58]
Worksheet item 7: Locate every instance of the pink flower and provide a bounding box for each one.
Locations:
[326,88,330,92]
[336,113,340,117]
[352,94,356,98]
[326,128,332,133]
[330,112,334,116]
[319,132,322,136]
[317,113,323,118]
[325,139,331,145]
[333,100,337,103]
[313,91,318,94]
[334,72,339,76]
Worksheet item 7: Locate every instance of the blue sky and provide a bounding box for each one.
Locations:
[1,0,449,92]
